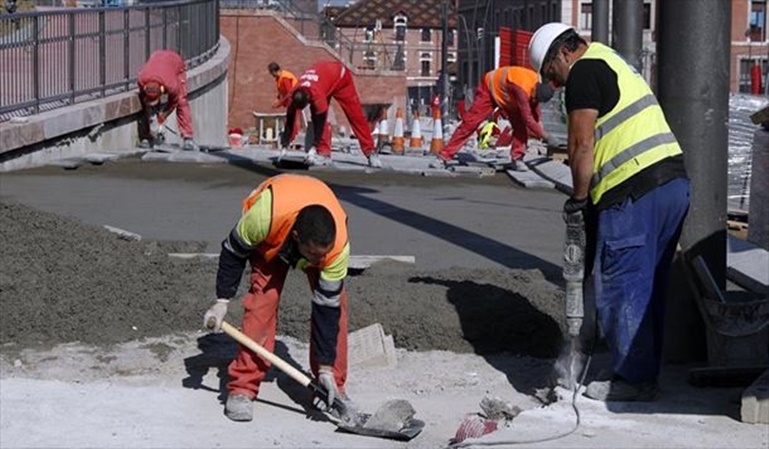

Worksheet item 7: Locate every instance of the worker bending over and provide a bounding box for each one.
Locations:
[530,23,690,401]
[204,174,351,422]
[268,62,300,143]
[137,50,197,151]
[282,60,382,168]
[432,66,557,171]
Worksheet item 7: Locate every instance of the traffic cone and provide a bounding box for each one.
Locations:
[376,108,390,150]
[409,109,423,150]
[391,107,405,155]
[429,106,443,154]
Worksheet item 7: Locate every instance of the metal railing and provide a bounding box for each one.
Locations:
[0,0,220,123]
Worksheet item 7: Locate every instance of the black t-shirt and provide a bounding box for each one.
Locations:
[564,58,687,209]
[565,59,620,117]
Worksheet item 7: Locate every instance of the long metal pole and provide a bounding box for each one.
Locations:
[658,0,730,288]
[441,0,450,129]
[592,0,610,45]
[612,0,643,70]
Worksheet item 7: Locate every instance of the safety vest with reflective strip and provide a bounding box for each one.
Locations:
[485,66,539,109]
[241,174,348,268]
[579,43,683,204]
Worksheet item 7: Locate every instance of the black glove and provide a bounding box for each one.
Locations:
[563,196,588,224]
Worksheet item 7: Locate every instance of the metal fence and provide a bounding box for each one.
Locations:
[0,0,220,122]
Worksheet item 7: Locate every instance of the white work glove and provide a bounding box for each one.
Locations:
[313,365,339,412]
[203,299,229,332]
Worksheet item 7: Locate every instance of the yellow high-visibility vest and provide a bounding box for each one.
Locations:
[578,43,683,204]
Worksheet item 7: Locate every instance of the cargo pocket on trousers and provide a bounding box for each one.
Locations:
[601,234,646,282]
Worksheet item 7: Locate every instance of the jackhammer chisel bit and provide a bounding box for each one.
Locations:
[563,211,586,390]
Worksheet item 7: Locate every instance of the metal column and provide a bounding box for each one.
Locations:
[612,0,643,70]
[658,0,730,287]
[592,0,610,45]
[657,0,731,363]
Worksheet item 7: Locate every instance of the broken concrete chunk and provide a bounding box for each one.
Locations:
[362,399,415,432]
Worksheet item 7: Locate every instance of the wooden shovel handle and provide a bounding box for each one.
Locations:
[218,320,313,388]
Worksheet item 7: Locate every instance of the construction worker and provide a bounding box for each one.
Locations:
[432,66,557,171]
[281,60,382,168]
[203,174,351,422]
[529,23,690,401]
[137,50,197,151]
[268,62,300,143]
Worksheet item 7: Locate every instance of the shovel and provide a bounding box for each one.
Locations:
[210,320,424,441]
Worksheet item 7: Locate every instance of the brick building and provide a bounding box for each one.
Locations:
[324,0,458,114]
[561,0,767,93]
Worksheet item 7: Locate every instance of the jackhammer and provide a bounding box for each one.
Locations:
[563,209,586,389]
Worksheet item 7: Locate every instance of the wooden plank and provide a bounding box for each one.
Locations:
[167,253,415,270]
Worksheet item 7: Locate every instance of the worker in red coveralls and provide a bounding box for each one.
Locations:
[268,62,300,144]
[281,60,382,168]
[137,50,197,151]
[432,66,558,171]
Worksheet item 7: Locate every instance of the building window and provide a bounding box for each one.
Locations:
[750,0,766,42]
[513,8,521,28]
[420,52,431,76]
[394,14,407,42]
[363,50,376,68]
[739,57,768,93]
[643,2,652,30]
[580,2,592,31]
[448,52,456,63]
[421,28,431,42]
[448,29,455,47]
[364,27,374,43]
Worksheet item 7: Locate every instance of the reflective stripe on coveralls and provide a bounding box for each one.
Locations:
[580,42,683,204]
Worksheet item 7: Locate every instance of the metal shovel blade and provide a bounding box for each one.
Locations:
[337,414,425,441]
[335,398,425,441]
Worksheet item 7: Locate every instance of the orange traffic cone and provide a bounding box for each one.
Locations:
[391,107,405,155]
[429,106,443,154]
[376,108,389,149]
[409,109,423,150]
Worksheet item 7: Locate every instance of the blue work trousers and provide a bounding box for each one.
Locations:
[593,177,690,383]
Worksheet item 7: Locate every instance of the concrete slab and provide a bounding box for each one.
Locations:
[449,165,496,177]
[347,323,397,370]
[741,368,769,424]
[84,153,120,165]
[505,168,556,189]
[47,158,83,170]
[530,158,573,195]
[727,235,769,295]
[103,225,141,241]
[347,255,416,270]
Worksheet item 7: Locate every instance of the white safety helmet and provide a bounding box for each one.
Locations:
[529,23,575,75]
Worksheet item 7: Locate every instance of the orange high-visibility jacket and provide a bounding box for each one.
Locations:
[485,66,539,110]
[275,70,298,108]
[242,174,348,268]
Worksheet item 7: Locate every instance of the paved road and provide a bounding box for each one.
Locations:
[0,158,567,277]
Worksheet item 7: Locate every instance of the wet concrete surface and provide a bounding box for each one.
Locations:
[0,157,568,355]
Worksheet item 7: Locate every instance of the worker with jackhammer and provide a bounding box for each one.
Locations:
[281,60,383,168]
[529,23,690,401]
[431,65,559,171]
[203,174,351,421]
[137,50,198,151]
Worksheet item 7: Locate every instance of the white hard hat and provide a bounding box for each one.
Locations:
[529,23,575,74]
